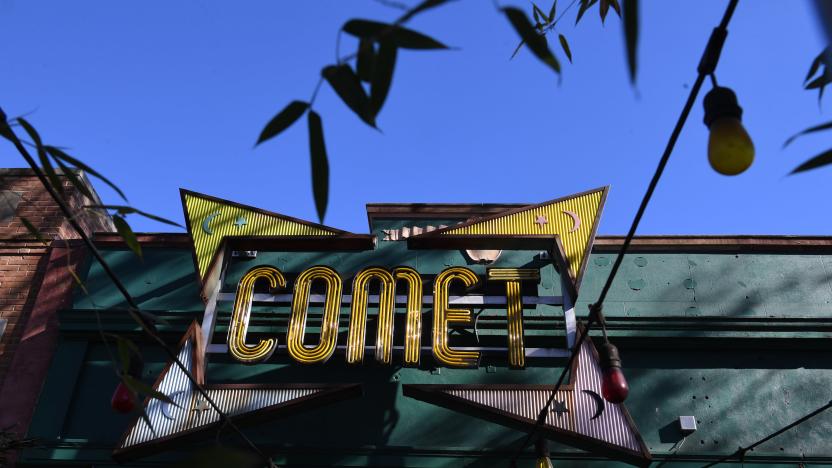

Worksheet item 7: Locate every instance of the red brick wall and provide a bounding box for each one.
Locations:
[0,169,113,387]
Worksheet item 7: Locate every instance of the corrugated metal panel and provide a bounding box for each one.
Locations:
[184,193,337,279]
[441,338,641,453]
[120,336,321,449]
[441,189,603,280]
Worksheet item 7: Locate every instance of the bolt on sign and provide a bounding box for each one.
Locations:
[113,187,652,467]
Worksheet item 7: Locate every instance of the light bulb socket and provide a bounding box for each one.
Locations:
[535,438,550,458]
[703,86,743,128]
[599,342,622,370]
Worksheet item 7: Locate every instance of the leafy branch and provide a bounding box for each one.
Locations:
[785,47,832,175]
[255,0,453,223]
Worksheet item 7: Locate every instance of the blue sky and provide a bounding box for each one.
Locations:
[1,1,828,235]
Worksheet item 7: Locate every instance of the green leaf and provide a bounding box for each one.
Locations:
[113,215,142,260]
[122,374,177,406]
[19,217,47,245]
[307,111,329,223]
[805,47,831,83]
[623,0,638,84]
[608,0,621,17]
[17,118,65,199]
[532,3,545,24]
[322,64,376,127]
[503,7,561,74]
[256,101,309,146]
[370,39,398,116]
[790,148,832,174]
[86,204,183,227]
[599,0,610,23]
[357,38,376,82]
[548,0,557,22]
[0,107,14,142]
[43,146,128,201]
[342,19,447,49]
[784,120,832,147]
[559,34,573,63]
[575,0,598,24]
[115,337,132,375]
[52,158,94,200]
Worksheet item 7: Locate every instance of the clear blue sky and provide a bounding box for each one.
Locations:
[1,1,828,235]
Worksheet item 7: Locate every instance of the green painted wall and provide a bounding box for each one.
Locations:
[22,221,832,466]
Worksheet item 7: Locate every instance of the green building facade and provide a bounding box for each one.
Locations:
[18,191,832,467]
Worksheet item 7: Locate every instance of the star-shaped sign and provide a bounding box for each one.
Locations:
[552,399,568,416]
[234,215,247,229]
[535,214,548,227]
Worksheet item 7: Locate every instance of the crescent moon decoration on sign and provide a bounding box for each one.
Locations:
[563,210,581,233]
[201,211,220,235]
[582,389,605,420]
[160,390,188,421]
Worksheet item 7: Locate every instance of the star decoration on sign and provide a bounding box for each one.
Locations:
[534,214,548,228]
[234,215,247,229]
[192,398,211,415]
[551,399,568,416]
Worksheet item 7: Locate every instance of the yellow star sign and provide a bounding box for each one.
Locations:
[411,187,608,291]
[181,189,344,288]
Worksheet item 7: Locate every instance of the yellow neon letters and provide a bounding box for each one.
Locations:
[228,266,285,364]
[287,266,342,364]
[432,267,480,368]
[487,268,540,368]
[346,267,423,365]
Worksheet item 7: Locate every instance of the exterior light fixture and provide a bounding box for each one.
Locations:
[111,352,144,414]
[535,439,553,468]
[703,86,754,176]
[599,341,629,404]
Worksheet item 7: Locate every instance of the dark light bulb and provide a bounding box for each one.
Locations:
[111,381,136,414]
[703,86,754,176]
[601,366,629,404]
[598,342,629,404]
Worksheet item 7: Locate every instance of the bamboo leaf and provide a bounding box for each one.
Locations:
[20,217,48,245]
[86,204,182,227]
[370,39,398,116]
[307,111,329,223]
[608,0,621,17]
[548,0,557,22]
[784,120,832,147]
[790,148,832,174]
[623,0,638,84]
[503,7,560,74]
[113,215,141,260]
[122,374,177,406]
[322,65,376,127]
[52,158,94,200]
[600,0,610,23]
[357,38,376,82]
[575,0,598,24]
[532,3,545,24]
[342,19,447,49]
[256,101,309,146]
[0,107,13,142]
[18,118,65,198]
[805,47,831,83]
[559,34,573,63]
[44,146,128,201]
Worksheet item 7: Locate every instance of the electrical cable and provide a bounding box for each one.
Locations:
[508,0,740,465]
[0,115,272,464]
[700,400,832,467]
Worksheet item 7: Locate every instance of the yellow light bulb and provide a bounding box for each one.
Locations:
[707,116,754,176]
[536,456,554,468]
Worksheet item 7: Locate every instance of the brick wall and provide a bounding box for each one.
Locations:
[0,168,113,387]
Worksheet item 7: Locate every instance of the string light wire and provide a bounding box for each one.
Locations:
[508,0,740,465]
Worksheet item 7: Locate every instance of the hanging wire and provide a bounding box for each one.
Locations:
[700,400,832,467]
[0,117,272,464]
[508,0,741,465]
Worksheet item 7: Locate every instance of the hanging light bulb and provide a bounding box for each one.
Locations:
[703,86,754,175]
[111,381,136,413]
[535,439,553,468]
[599,342,629,404]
